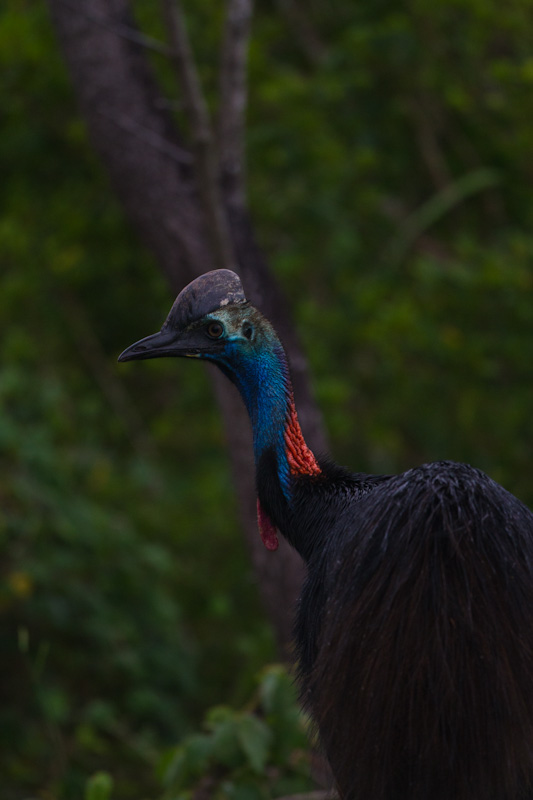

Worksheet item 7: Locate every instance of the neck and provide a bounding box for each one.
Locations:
[225,340,320,500]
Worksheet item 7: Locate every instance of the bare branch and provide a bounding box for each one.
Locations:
[55,0,173,57]
[161,0,236,272]
[59,289,156,458]
[161,0,211,143]
[98,107,193,165]
[382,168,500,268]
[218,0,253,209]
[408,97,451,192]
[47,0,328,653]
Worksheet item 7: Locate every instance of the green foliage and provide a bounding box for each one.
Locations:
[158,666,312,800]
[78,668,311,800]
[246,0,533,498]
[1,0,533,797]
[0,2,272,796]
[85,773,114,800]
[0,360,199,794]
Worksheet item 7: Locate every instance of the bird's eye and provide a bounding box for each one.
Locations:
[206,321,224,339]
[243,322,253,340]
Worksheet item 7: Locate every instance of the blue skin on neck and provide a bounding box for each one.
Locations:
[204,337,294,499]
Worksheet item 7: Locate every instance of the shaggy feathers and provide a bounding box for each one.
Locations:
[259,449,533,799]
[303,462,533,799]
[120,271,533,800]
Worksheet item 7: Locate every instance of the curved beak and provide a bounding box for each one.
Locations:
[118,328,186,363]
[118,325,225,363]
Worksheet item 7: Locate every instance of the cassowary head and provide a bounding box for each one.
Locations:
[118,269,279,372]
[118,269,299,550]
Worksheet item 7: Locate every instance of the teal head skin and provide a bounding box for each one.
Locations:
[118,271,321,517]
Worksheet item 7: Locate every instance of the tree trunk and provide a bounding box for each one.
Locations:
[46,0,328,653]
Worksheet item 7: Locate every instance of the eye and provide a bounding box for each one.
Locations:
[242,322,253,340]
[206,321,224,339]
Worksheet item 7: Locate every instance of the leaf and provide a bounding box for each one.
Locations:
[259,665,292,717]
[85,772,113,800]
[161,735,212,789]
[161,745,187,787]
[209,717,242,768]
[223,781,265,800]
[183,734,213,777]
[236,714,273,774]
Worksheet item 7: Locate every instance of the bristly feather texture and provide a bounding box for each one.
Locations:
[119,270,533,800]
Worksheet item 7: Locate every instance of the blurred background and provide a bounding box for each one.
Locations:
[1,0,533,797]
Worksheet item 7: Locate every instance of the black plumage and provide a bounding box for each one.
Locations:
[120,270,533,799]
[268,458,533,799]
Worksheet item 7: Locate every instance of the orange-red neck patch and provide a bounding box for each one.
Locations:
[284,396,321,477]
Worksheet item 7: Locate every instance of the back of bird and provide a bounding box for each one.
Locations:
[310,461,533,800]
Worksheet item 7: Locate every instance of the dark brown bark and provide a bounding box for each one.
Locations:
[160,0,236,273]
[218,0,252,209]
[46,0,328,652]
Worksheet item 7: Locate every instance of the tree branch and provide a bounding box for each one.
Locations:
[55,0,173,57]
[383,168,500,268]
[161,0,236,272]
[98,107,193,165]
[46,0,327,654]
[59,289,156,459]
[218,0,253,210]
[408,96,451,192]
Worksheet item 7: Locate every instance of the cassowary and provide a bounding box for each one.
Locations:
[119,269,533,800]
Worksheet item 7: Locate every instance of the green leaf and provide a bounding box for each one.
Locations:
[236,714,273,774]
[224,781,265,800]
[85,772,113,800]
[258,665,292,717]
[161,745,186,787]
[185,733,213,772]
[209,717,242,769]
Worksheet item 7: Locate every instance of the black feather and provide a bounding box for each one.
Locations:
[122,270,533,800]
[259,457,533,799]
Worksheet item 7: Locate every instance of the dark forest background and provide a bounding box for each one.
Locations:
[1,0,533,797]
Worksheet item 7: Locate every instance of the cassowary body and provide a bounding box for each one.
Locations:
[119,270,533,800]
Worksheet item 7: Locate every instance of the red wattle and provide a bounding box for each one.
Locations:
[284,396,321,477]
[257,499,279,551]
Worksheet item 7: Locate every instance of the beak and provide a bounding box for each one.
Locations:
[118,325,225,363]
[118,328,186,363]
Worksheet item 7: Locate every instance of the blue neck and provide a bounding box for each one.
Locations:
[218,341,293,497]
